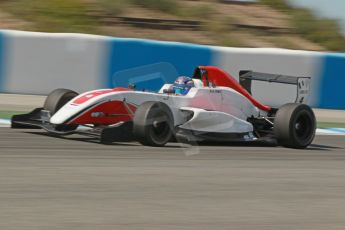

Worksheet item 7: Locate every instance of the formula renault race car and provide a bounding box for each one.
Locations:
[11,66,316,149]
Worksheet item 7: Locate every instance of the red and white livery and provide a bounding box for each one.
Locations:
[11,66,316,148]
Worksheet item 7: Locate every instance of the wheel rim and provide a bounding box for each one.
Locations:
[294,112,313,141]
[133,102,174,146]
[150,115,171,143]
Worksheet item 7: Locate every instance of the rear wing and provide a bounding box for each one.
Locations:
[239,70,311,104]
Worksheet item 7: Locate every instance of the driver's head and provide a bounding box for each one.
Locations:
[173,76,194,95]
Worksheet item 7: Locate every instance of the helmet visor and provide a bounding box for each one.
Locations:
[173,83,191,95]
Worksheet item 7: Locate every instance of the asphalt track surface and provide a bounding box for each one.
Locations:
[1,128,345,230]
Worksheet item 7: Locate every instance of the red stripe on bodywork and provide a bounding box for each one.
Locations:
[72,88,131,105]
[69,100,137,125]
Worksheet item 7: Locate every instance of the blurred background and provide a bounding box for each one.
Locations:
[0,0,344,51]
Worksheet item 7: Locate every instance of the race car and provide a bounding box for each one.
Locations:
[11,66,316,148]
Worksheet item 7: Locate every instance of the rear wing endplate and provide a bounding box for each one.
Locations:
[239,70,311,104]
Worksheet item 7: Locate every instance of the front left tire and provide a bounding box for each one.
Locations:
[44,88,79,132]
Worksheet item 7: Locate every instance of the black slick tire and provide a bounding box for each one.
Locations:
[44,88,79,131]
[44,88,78,115]
[274,103,316,149]
[133,102,174,147]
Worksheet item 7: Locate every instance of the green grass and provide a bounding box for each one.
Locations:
[317,122,345,129]
[260,0,345,51]
[1,0,344,50]
[97,0,130,16]
[0,111,25,119]
[0,0,98,33]
[129,0,179,14]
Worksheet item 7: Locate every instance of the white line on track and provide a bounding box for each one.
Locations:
[0,119,11,127]
[316,128,345,135]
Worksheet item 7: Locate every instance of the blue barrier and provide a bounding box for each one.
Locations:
[107,38,214,91]
[1,30,345,110]
[319,53,345,109]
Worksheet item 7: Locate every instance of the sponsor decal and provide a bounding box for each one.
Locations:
[72,88,130,105]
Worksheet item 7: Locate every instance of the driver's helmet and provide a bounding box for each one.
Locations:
[173,76,194,95]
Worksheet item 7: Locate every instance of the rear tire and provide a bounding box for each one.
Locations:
[274,103,316,149]
[133,102,174,147]
[44,88,79,131]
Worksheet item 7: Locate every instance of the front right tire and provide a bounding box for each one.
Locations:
[274,103,316,149]
[133,102,174,147]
